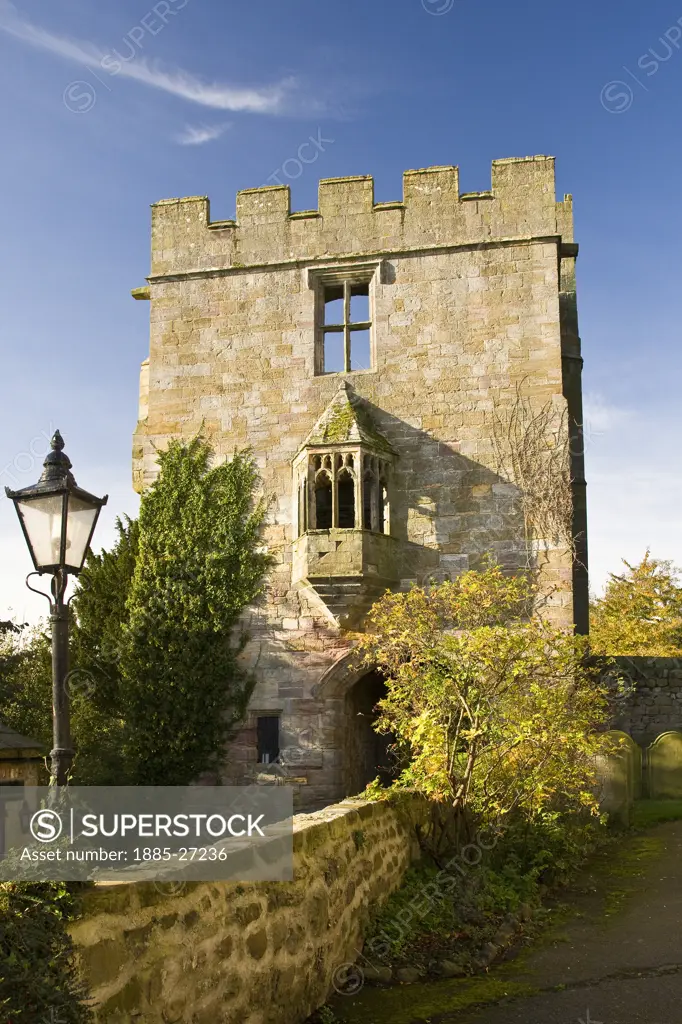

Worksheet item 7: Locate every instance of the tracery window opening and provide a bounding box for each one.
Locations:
[337,469,356,529]
[363,471,377,531]
[302,450,390,533]
[315,471,333,530]
[379,479,389,535]
[298,477,308,537]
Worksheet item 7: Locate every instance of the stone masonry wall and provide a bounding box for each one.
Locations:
[612,657,682,746]
[69,796,427,1024]
[131,157,585,805]
[0,757,43,785]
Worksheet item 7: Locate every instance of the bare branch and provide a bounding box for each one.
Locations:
[489,383,575,562]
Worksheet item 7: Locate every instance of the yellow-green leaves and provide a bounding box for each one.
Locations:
[361,567,613,828]
[590,551,682,656]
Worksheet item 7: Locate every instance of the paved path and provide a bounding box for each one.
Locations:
[329,819,682,1024]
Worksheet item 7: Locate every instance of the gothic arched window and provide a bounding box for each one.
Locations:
[363,471,376,531]
[337,469,355,529]
[379,480,389,535]
[296,446,392,535]
[315,471,333,529]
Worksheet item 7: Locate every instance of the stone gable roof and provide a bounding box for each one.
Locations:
[301,382,396,455]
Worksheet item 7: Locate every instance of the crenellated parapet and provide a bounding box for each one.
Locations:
[149,157,574,278]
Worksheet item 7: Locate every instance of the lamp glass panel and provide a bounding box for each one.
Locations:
[64,494,99,571]
[16,495,64,569]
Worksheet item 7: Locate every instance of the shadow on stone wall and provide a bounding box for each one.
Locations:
[359,399,532,580]
[611,657,682,747]
[230,403,576,811]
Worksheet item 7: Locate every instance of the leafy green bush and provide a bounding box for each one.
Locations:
[1,438,272,787]
[362,812,609,971]
[359,564,618,851]
[0,624,52,755]
[0,882,92,1023]
[119,438,271,784]
[487,810,604,885]
[590,550,682,656]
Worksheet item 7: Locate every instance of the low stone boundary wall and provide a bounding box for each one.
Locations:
[612,657,682,745]
[70,796,427,1024]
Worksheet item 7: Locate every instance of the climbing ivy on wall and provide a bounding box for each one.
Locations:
[118,437,272,785]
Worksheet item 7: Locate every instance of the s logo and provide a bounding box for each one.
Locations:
[30,809,63,843]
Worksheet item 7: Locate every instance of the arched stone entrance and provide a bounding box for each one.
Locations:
[312,651,398,801]
[343,670,396,796]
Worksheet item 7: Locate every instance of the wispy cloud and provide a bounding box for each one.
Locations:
[0,2,296,114]
[582,392,633,436]
[175,122,230,146]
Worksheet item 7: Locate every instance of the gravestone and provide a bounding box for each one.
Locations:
[596,731,640,826]
[608,729,642,801]
[647,731,682,800]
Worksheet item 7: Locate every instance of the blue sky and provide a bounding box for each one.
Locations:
[1,0,681,621]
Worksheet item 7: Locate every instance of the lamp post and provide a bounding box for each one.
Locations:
[5,431,108,785]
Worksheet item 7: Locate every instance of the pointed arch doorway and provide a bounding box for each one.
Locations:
[343,670,398,796]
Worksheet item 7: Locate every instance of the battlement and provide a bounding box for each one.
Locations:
[149,157,573,278]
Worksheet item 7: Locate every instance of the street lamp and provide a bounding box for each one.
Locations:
[5,431,108,785]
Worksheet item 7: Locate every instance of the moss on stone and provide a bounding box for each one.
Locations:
[303,385,395,454]
[323,402,356,443]
[328,976,539,1023]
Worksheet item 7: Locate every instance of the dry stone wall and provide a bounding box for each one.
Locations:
[70,796,427,1024]
[612,657,682,745]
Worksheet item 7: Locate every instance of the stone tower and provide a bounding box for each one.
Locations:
[132,156,587,808]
